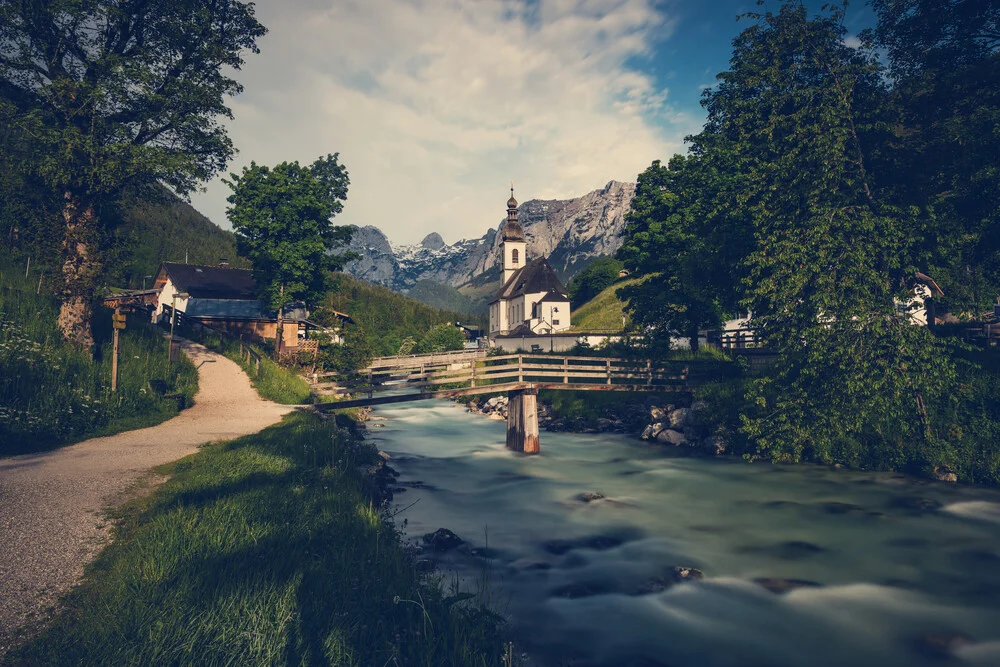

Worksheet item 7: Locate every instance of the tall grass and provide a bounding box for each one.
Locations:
[181,323,312,404]
[8,412,508,666]
[0,263,197,456]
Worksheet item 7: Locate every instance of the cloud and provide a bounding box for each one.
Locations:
[844,35,862,49]
[190,0,685,244]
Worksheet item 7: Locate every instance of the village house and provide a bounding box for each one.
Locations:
[488,188,572,337]
[151,261,350,349]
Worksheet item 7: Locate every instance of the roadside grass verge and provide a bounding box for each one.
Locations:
[182,324,312,404]
[0,262,197,456]
[7,411,507,666]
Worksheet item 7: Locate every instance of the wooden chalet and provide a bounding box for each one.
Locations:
[151,262,350,349]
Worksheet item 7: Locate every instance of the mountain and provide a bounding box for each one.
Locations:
[343,180,636,310]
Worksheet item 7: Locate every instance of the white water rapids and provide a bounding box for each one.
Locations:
[366,400,1000,667]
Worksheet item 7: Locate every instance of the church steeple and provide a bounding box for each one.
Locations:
[502,184,525,241]
[500,184,527,284]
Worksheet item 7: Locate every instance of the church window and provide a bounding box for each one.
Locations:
[512,249,519,265]
[553,320,560,326]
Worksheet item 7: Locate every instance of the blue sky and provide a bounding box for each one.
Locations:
[189,0,876,245]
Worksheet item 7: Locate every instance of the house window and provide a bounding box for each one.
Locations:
[553,319,560,325]
[512,249,519,265]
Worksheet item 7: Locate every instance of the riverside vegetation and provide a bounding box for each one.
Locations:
[6,412,508,666]
[0,256,197,456]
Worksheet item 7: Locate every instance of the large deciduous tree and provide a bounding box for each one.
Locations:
[868,0,1000,315]
[226,154,355,353]
[703,2,952,462]
[0,0,265,348]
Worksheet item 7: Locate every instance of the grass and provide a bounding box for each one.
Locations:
[6,412,508,666]
[0,260,198,456]
[182,324,312,405]
[569,278,640,332]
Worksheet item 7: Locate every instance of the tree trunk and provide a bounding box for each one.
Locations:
[57,192,100,351]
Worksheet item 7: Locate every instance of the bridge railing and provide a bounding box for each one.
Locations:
[323,354,703,396]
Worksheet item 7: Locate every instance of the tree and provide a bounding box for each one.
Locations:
[567,257,623,308]
[0,0,266,348]
[617,150,751,350]
[868,0,1000,316]
[700,2,952,462]
[415,323,465,354]
[226,154,355,353]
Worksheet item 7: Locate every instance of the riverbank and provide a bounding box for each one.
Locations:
[4,411,508,666]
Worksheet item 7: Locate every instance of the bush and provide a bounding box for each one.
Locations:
[415,323,465,354]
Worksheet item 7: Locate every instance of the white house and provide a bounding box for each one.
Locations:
[488,188,572,336]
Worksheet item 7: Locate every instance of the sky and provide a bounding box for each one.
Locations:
[189,0,875,245]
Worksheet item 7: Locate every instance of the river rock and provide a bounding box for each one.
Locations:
[691,400,707,412]
[422,528,465,552]
[577,492,606,503]
[649,405,670,422]
[753,578,823,594]
[704,435,728,456]
[668,407,692,428]
[932,466,958,483]
[890,496,943,513]
[656,429,687,446]
[641,422,667,440]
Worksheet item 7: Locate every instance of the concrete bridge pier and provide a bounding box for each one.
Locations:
[506,387,540,454]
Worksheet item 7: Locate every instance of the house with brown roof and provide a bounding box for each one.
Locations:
[151,261,350,349]
[488,188,572,336]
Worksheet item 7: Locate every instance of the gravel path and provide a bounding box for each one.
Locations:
[0,338,297,656]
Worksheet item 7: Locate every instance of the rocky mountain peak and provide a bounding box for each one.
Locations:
[343,180,636,310]
[420,232,446,251]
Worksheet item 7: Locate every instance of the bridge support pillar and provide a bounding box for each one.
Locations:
[506,388,539,454]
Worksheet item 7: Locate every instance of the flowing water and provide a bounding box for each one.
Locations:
[366,400,1000,667]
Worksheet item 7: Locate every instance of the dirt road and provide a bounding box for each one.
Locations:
[0,339,296,655]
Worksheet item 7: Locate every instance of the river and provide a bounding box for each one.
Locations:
[366,399,1000,667]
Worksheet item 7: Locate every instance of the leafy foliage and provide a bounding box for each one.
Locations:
[226,155,354,313]
[566,257,623,308]
[415,323,466,354]
[0,0,265,345]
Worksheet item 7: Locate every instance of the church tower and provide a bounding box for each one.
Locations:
[501,185,526,285]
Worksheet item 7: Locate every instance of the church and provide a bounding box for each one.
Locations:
[488,188,572,336]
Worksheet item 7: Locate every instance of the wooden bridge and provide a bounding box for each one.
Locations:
[314,351,710,454]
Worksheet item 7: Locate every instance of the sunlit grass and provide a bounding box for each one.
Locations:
[8,412,507,666]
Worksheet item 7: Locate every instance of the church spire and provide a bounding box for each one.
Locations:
[502,183,525,241]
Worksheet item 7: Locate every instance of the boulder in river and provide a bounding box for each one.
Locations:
[422,528,465,552]
[704,435,728,456]
[576,492,606,503]
[932,466,958,483]
[753,578,823,594]
[656,429,686,446]
[668,407,692,428]
[890,496,943,513]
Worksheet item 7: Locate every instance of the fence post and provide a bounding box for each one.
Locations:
[606,358,612,386]
[471,360,476,388]
[518,355,523,384]
[647,359,652,387]
[368,368,373,399]
[563,357,568,384]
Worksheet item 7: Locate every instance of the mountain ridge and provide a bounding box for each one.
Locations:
[343,180,636,307]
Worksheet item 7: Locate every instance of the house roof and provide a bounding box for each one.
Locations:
[159,262,257,300]
[493,257,567,302]
[915,271,944,297]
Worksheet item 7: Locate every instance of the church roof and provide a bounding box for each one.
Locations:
[493,257,567,301]
[538,289,570,303]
